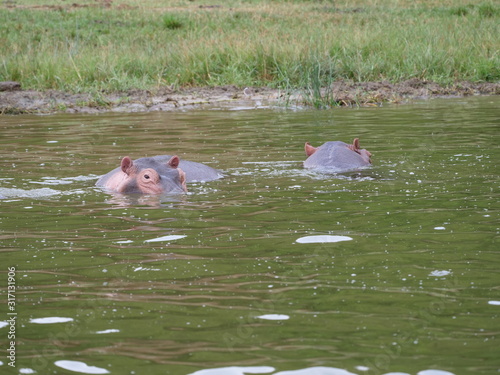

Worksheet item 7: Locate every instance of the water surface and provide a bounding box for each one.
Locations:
[0,96,499,375]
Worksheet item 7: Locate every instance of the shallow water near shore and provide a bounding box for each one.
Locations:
[0,96,499,375]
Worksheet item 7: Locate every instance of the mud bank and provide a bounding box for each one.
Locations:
[1,80,499,114]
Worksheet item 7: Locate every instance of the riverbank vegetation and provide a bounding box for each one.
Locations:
[1,0,499,98]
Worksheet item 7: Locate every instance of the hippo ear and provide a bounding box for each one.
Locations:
[167,155,180,169]
[352,138,360,151]
[120,157,134,175]
[305,142,317,157]
[348,138,361,154]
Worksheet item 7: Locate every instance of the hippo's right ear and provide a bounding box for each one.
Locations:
[120,156,134,175]
[305,142,317,157]
[167,155,180,169]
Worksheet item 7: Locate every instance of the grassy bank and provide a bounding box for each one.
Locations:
[1,0,499,95]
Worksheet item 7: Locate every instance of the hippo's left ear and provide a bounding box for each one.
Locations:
[167,155,180,169]
[120,156,134,174]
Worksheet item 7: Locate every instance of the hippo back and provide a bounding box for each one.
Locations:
[304,141,371,172]
[152,155,223,183]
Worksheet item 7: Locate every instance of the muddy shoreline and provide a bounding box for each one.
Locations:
[1,79,499,114]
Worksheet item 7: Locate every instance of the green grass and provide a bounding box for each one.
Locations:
[0,0,498,94]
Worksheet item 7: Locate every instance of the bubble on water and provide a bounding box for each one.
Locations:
[30,317,74,324]
[488,301,500,306]
[256,314,290,321]
[55,360,109,374]
[144,235,186,243]
[296,235,353,244]
[115,240,134,244]
[434,226,446,230]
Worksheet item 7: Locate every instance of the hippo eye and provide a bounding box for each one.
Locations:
[144,174,150,179]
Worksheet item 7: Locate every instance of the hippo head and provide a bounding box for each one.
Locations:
[305,138,372,163]
[115,155,187,194]
[304,138,372,171]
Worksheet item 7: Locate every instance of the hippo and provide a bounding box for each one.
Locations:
[150,155,222,183]
[96,155,222,194]
[304,138,372,172]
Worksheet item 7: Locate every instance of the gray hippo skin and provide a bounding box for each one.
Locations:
[304,138,372,172]
[96,155,222,194]
[151,155,223,183]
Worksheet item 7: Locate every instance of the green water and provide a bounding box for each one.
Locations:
[0,97,499,375]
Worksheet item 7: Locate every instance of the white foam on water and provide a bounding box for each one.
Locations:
[188,366,275,375]
[54,360,109,374]
[144,235,186,243]
[96,329,120,334]
[30,317,74,324]
[296,235,353,244]
[256,314,290,321]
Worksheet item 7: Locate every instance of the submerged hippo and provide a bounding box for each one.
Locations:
[96,155,222,194]
[304,138,372,172]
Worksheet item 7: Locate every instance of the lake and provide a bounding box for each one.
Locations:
[0,96,499,375]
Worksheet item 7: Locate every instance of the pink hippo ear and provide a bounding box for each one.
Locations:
[353,138,361,151]
[167,155,180,169]
[349,138,372,163]
[348,138,361,154]
[120,156,134,175]
[305,142,317,157]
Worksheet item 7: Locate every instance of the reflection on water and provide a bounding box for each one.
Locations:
[1,97,499,374]
[54,360,109,374]
[30,317,74,324]
[188,366,275,375]
[295,235,353,244]
[256,314,290,321]
[187,367,456,375]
